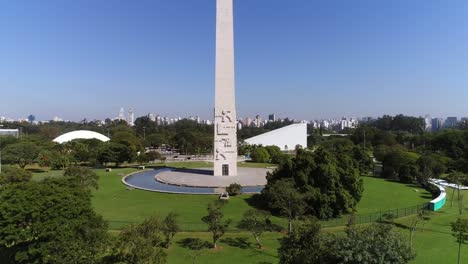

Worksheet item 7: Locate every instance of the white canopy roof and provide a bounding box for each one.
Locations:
[244,123,307,151]
[53,130,110,144]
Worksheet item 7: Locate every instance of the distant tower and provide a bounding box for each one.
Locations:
[214,0,237,176]
[119,108,125,121]
[128,108,135,126]
[27,114,36,124]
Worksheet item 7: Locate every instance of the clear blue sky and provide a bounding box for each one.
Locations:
[1,0,468,121]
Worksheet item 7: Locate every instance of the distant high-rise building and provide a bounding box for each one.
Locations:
[444,117,458,128]
[424,115,432,131]
[128,108,135,126]
[245,117,253,127]
[431,118,444,132]
[156,115,162,125]
[237,120,243,130]
[268,114,276,122]
[148,113,156,122]
[255,115,262,127]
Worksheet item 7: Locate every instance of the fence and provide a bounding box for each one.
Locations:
[320,203,430,228]
[107,203,431,232]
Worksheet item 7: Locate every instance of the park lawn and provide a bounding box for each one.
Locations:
[90,163,287,231]
[356,176,432,214]
[167,232,282,264]
[31,164,463,264]
[30,169,65,181]
[395,189,468,264]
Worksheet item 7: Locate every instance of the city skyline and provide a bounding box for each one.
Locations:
[2,0,468,120]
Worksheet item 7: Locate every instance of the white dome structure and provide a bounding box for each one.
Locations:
[53,130,110,144]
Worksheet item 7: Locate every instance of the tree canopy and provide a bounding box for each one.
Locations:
[0,179,108,264]
[261,148,363,219]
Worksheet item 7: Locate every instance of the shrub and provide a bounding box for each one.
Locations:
[250,147,270,163]
[226,183,242,196]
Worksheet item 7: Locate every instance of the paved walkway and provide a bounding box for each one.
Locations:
[155,167,270,188]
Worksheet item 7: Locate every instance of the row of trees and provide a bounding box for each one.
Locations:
[2,116,297,157]
[239,144,290,164]
[0,123,168,169]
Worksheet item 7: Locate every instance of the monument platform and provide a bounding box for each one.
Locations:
[155,167,270,188]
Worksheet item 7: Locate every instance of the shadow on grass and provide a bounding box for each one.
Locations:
[420,194,434,199]
[220,237,251,249]
[177,238,212,250]
[28,168,49,173]
[245,194,269,210]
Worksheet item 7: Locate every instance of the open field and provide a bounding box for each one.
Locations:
[30,163,468,264]
[398,190,468,264]
[357,176,432,214]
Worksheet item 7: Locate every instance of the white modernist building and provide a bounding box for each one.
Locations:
[244,123,308,151]
[53,130,110,144]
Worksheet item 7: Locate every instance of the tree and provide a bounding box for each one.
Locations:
[323,224,414,264]
[371,114,424,134]
[416,154,447,182]
[265,145,284,164]
[37,148,73,170]
[97,142,134,167]
[3,141,40,168]
[0,179,108,264]
[451,218,468,264]
[262,179,306,233]
[162,212,180,248]
[447,172,466,208]
[408,210,430,255]
[261,148,362,221]
[351,145,373,175]
[250,147,271,163]
[226,183,242,196]
[37,150,52,168]
[64,166,99,190]
[278,219,323,264]
[201,202,231,248]
[238,209,271,249]
[136,153,151,165]
[0,166,32,186]
[106,216,167,264]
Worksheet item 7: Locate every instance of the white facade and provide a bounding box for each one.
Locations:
[0,129,19,137]
[244,123,307,151]
[53,130,110,144]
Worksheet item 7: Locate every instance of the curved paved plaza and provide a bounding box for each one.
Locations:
[155,167,270,188]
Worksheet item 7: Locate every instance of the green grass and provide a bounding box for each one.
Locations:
[31,169,66,181]
[395,190,468,264]
[356,176,432,214]
[168,232,282,264]
[33,163,463,264]
[91,166,286,231]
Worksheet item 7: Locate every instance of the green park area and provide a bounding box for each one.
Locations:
[30,162,465,264]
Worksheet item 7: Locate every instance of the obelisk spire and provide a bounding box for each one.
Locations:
[214,0,238,176]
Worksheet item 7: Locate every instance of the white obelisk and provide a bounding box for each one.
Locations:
[214,0,237,176]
